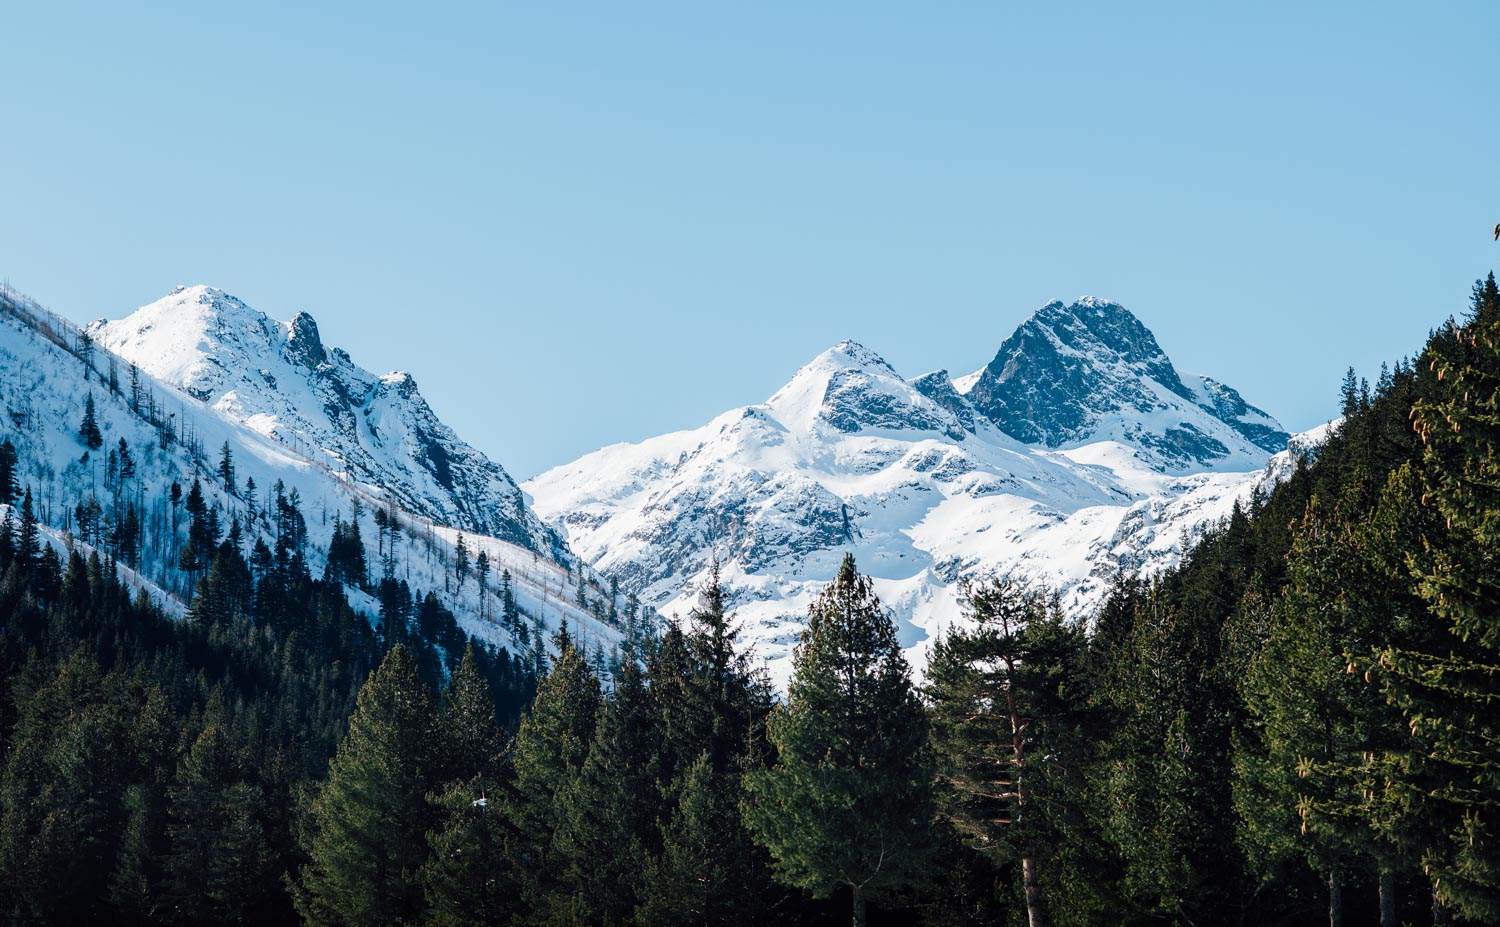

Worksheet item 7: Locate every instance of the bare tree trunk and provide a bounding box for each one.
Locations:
[1329,865,1343,927]
[1378,870,1396,927]
[1023,856,1047,927]
[851,884,866,927]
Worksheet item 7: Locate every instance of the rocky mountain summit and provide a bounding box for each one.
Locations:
[965,297,1288,468]
[89,285,566,561]
[527,297,1320,686]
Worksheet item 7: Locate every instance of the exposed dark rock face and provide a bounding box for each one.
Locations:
[964,298,1288,463]
[285,312,326,368]
[910,369,976,435]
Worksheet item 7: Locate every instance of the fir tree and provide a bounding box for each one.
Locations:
[165,698,273,924]
[500,569,519,631]
[117,436,135,484]
[80,391,104,450]
[15,486,39,576]
[555,649,659,924]
[420,777,522,927]
[743,554,934,927]
[420,645,517,926]
[638,751,767,926]
[0,438,18,506]
[475,550,490,620]
[925,577,1092,927]
[504,624,600,914]
[293,645,438,927]
[1372,273,1500,920]
[438,644,506,782]
[1234,493,1411,925]
[218,440,236,494]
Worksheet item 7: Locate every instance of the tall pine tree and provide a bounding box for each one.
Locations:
[744,554,934,927]
[293,645,437,927]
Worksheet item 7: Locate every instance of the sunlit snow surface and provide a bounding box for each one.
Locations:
[529,313,1330,690]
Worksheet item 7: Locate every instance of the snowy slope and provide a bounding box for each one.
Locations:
[88,286,567,563]
[0,283,622,663]
[527,298,1323,688]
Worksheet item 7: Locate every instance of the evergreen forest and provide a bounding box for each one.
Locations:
[3,275,1500,926]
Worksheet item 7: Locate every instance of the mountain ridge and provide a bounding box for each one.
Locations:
[88,285,567,562]
[0,280,626,668]
[526,296,1317,686]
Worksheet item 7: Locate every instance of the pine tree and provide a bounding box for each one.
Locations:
[438,644,506,782]
[743,554,934,927]
[0,438,18,506]
[1341,366,1361,417]
[420,645,517,926]
[925,577,1091,927]
[1234,491,1415,925]
[454,533,468,592]
[504,624,600,916]
[178,479,215,580]
[638,751,768,926]
[117,437,135,484]
[218,441,236,494]
[293,645,438,927]
[165,699,272,924]
[80,391,104,450]
[475,551,490,620]
[0,653,133,923]
[15,486,39,576]
[500,569,519,631]
[554,649,659,924]
[1370,273,1500,919]
[420,777,522,927]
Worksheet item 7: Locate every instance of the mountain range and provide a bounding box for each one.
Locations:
[525,297,1325,686]
[0,281,1327,686]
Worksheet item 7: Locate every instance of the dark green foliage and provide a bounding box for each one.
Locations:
[638,750,763,925]
[5,270,1500,927]
[420,777,522,927]
[0,470,536,926]
[0,437,18,505]
[505,625,601,916]
[1367,273,1500,919]
[218,440,236,494]
[323,514,367,588]
[554,652,658,924]
[164,695,276,924]
[926,577,1099,927]
[438,644,506,782]
[744,554,935,925]
[80,391,104,449]
[292,645,438,927]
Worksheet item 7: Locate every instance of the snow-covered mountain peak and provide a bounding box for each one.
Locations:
[766,339,966,441]
[92,285,281,393]
[0,279,622,668]
[90,287,567,559]
[1026,296,1180,377]
[527,294,1316,687]
[963,296,1288,470]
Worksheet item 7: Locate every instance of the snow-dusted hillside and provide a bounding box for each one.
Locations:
[527,298,1326,688]
[0,283,623,663]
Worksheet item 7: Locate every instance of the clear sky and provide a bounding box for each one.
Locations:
[2,2,1497,479]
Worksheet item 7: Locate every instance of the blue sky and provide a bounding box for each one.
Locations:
[2,2,1497,478]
